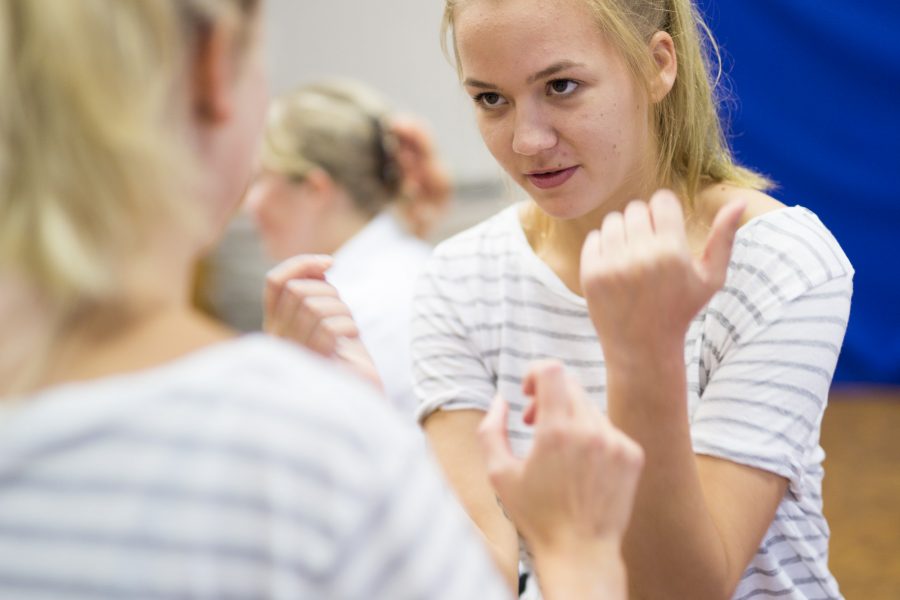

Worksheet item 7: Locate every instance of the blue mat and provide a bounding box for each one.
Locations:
[697,1,900,383]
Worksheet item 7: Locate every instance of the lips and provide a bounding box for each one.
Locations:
[525,166,579,189]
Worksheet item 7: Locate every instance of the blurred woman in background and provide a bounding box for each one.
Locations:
[245,80,451,415]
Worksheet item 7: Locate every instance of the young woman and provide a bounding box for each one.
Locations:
[0,1,643,598]
[412,0,853,598]
[245,80,450,415]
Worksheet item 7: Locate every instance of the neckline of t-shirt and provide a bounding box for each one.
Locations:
[503,202,807,306]
[503,203,587,306]
[332,211,401,266]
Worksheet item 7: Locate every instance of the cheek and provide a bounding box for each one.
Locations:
[478,116,513,162]
[245,185,298,241]
[578,99,646,163]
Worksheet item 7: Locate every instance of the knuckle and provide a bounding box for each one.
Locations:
[602,211,623,228]
[615,436,644,465]
[543,424,568,448]
[585,429,608,454]
[286,279,308,295]
[537,359,565,378]
[300,296,317,312]
[625,199,648,215]
[630,445,646,469]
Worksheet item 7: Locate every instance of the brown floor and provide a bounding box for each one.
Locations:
[822,389,900,599]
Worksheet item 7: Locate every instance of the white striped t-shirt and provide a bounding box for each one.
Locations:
[0,335,511,599]
[412,204,853,600]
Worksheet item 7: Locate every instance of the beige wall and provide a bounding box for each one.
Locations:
[263,0,502,185]
[203,1,518,331]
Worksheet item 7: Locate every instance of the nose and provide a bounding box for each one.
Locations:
[511,104,557,156]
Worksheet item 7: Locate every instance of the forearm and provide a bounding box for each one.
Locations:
[476,525,520,592]
[533,541,627,600]
[424,410,521,591]
[605,346,733,599]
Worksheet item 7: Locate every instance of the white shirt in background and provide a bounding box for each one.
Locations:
[328,210,432,418]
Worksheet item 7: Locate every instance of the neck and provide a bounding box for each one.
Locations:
[0,242,233,399]
[42,302,233,391]
[522,176,663,295]
[324,204,377,255]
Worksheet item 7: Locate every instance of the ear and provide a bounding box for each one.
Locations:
[301,167,339,211]
[192,21,240,124]
[648,31,677,103]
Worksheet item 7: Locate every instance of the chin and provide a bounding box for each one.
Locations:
[526,188,596,221]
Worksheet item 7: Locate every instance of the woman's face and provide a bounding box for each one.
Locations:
[454,0,655,221]
[244,170,323,261]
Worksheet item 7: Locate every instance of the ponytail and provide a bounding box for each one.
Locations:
[260,79,450,236]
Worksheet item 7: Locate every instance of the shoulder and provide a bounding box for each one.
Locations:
[3,335,430,589]
[199,336,409,437]
[65,335,420,474]
[696,194,853,351]
[695,183,785,227]
[421,203,529,288]
[172,338,431,532]
[697,183,853,287]
[414,203,523,297]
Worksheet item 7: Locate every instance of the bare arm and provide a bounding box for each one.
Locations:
[423,409,520,591]
[478,361,643,600]
[606,349,786,599]
[581,191,786,599]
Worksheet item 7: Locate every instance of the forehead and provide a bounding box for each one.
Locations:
[454,0,616,78]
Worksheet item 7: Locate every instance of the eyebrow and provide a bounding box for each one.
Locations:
[463,60,587,89]
[527,60,585,84]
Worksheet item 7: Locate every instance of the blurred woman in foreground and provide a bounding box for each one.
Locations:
[0,1,641,598]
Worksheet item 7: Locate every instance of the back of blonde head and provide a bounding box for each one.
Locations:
[442,0,771,205]
[0,0,254,394]
[260,80,403,218]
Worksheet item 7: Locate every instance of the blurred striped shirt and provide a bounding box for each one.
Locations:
[0,336,510,599]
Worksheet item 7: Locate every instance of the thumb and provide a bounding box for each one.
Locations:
[478,395,519,486]
[699,200,746,288]
[524,360,572,427]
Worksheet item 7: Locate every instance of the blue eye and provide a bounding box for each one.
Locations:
[548,79,579,96]
[473,92,508,108]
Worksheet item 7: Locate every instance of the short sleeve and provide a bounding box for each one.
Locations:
[411,252,497,423]
[690,207,854,498]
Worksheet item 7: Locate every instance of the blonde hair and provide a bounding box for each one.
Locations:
[260,80,403,218]
[441,0,772,206]
[0,0,257,393]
